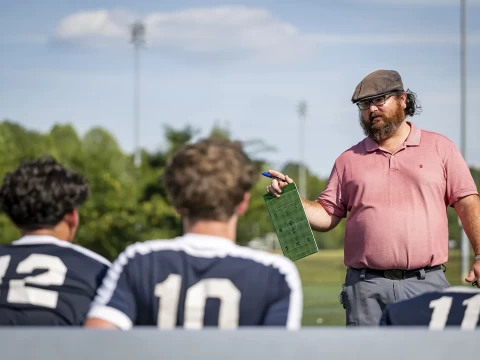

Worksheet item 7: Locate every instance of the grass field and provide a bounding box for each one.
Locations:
[290,249,467,326]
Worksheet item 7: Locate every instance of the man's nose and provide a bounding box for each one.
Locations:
[369,103,379,112]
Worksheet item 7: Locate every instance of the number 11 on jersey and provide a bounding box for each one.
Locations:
[429,294,480,330]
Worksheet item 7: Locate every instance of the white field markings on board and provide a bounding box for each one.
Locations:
[266,191,296,212]
[294,240,317,259]
[284,219,310,233]
[266,190,317,258]
[282,220,316,252]
[266,192,306,229]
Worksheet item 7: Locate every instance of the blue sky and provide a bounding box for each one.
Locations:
[1,0,480,178]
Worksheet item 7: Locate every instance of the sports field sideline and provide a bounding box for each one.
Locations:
[288,249,467,326]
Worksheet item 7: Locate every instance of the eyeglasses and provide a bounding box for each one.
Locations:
[356,94,395,110]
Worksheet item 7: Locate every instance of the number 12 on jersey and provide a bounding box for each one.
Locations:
[0,254,67,309]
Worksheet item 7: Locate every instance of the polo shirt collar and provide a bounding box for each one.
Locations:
[364,121,421,153]
[404,121,421,146]
[364,137,379,152]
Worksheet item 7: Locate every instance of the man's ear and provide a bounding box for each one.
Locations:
[401,92,407,109]
[64,209,79,231]
[236,193,251,216]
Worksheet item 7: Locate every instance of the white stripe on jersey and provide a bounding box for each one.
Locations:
[442,286,480,294]
[87,305,132,330]
[91,233,302,329]
[12,235,111,266]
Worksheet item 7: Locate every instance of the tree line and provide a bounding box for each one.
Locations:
[0,120,478,261]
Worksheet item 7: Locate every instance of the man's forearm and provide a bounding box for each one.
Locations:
[455,195,480,255]
[301,199,341,232]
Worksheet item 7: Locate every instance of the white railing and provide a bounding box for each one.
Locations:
[0,327,477,360]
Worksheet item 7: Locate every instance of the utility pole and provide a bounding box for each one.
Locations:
[460,0,469,282]
[297,101,308,199]
[130,21,146,168]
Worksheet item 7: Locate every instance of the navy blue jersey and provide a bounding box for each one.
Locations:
[0,235,111,326]
[380,287,480,329]
[87,234,303,329]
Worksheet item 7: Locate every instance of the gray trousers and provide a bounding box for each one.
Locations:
[340,267,451,326]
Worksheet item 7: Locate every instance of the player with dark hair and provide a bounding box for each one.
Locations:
[380,287,480,329]
[85,139,303,330]
[0,156,110,326]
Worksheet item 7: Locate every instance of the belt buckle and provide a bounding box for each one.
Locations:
[384,269,404,280]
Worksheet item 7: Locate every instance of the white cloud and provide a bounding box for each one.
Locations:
[55,9,137,46]
[53,7,315,64]
[52,7,480,64]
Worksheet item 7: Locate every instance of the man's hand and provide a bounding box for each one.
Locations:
[265,170,294,198]
[264,169,342,232]
[465,260,480,288]
[454,195,480,287]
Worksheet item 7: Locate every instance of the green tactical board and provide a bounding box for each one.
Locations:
[263,182,318,261]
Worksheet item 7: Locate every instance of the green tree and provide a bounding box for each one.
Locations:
[208,120,231,140]
[1,119,477,261]
[164,125,200,156]
[48,124,83,167]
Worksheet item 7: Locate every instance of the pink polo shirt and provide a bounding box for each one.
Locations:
[317,122,478,270]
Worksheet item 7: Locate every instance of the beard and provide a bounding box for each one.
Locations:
[359,102,405,142]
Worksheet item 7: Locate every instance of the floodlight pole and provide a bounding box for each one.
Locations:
[460,0,469,282]
[297,101,308,199]
[131,21,146,168]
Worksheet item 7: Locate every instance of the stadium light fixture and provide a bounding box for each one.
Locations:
[297,101,308,199]
[460,0,469,283]
[130,21,146,168]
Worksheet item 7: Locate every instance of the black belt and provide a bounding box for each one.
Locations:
[363,265,442,280]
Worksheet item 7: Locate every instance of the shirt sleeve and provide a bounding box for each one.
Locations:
[445,142,479,206]
[262,259,303,330]
[87,249,137,330]
[316,162,347,218]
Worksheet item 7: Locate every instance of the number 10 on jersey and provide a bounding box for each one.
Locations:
[155,274,241,329]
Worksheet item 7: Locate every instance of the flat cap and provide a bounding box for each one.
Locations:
[351,69,404,103]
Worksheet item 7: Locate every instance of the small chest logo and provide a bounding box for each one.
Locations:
[419,164,423,168]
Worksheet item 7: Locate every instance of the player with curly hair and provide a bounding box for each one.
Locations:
[0,156,110,326]
[85,139,303,330]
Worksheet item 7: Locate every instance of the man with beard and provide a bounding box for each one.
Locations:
[265,69,480,326]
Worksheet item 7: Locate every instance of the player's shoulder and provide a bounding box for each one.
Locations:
[437,286,480,297]
[116,238,182,261]
[115,235,299,277]
[413,286,479,298]
[227,244,299,273]
[391,286,479,309]
[9,235,111,267]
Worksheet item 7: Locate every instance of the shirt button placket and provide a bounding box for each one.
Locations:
[390,154,398,170]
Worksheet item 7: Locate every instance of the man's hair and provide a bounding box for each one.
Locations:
[0,156,89,231]
[164,138,258,222]
[395,89,422,117]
